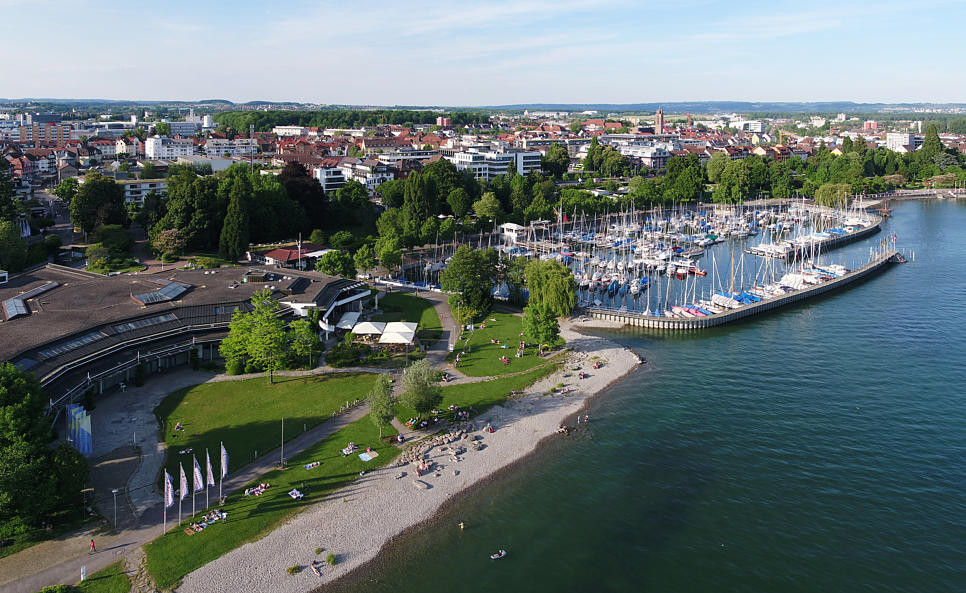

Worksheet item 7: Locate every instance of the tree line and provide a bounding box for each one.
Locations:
[213,109,490,133]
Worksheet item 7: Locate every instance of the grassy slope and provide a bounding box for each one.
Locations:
[394,359,561,422]
[75,561,131,593]
[371,292,442,347]
[145,417,399,590]
[155,373,375,482]
[445,312,546,377]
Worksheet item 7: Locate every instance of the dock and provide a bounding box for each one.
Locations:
[585,249,904,331]
[746,214,882,260]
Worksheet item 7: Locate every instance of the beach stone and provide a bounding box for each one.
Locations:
[413,480,429,490]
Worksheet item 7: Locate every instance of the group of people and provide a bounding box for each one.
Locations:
[288,488,304,500]
[341,442,359,456]
[244,483,271,497]
[187,508,227,533]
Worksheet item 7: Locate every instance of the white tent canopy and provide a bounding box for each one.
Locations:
[383,321,418,334]
[352,321,386,335]
[378,330,415,344]
[336,311,361,330]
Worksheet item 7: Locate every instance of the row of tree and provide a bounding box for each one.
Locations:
[214,109,490,133]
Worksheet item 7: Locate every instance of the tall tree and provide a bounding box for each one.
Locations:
[288,318,318,369]
[706,151,729,184]
[315,250,356,278]
[400,359,442,416]
[0,158,17,222]
[367,375,394,438]
[353,244,376,276]
[472,192,504,225]
[542,143,570,178]
[246,290,288,383]
[219,190,249,261]
[524,259,577,317]
[401,172,431,239]
[522,302,560,354]
[919,123,944,160]
[440,246,497,318]
[447,187,472,218]
[69,171,126,234]
[278,161,326,230]
[52,177,79,205]
[0,221,27,272]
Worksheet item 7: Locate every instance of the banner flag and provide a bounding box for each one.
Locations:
[206,450,215,487]
[192,456,204,492]
[220,443,228,478]
[179,464,188,501]
[164,471,175,508]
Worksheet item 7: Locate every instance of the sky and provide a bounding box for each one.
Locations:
[0,0,962,105]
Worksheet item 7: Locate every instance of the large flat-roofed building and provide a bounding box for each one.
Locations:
[446,148,542,181]
[145,136,195,159]
[0,265,368,417]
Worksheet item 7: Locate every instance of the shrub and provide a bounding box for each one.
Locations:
[201,361,222,372]
[286,565,302,575]
[314,547,323,555]
[326,343,369,368]
[226,358,245,375]
[161,253,178,263]
[134,363,145,387]
[325,552,337,566]
[38,586,75,593]
[243,360,262,374]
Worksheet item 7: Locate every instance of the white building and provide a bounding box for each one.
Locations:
[885,132,920,153]
[617,145,671,170]
[313,164,347,192]
[340,158,394,191]
[116,179,169,205]
[204,138,257,157]
[115,136,142,156]
[273,125,307,137]
[446,148,542,181]
[145,136,195,159]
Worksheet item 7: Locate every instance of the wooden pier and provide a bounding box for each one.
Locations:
[584,249,903,331]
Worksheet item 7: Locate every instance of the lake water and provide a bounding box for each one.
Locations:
[328,199,966,593]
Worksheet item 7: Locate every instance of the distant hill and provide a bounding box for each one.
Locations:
[478,101,966,114]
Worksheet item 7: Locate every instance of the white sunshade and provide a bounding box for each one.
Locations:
[383,321,418,334]
[352,321,386,335]
[378,331,416,344]
[336,311,361,330]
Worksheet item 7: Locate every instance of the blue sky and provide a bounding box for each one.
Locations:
[0,0,962,105]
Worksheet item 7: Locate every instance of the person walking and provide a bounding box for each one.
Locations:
[89,539,96,554]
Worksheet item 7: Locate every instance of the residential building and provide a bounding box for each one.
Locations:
[116,179,168,204]
[145,136,195,159]
[204,137,257,157]
[88,138,117,160]
[16,124,72,147]
[436,116,451,127]
[312,158,348,192]
[115,136,143,156]
[886,132,920,152]
[863,120,878,132]
[618,145,670,170]
[273,125,307,137]
[165,121,201,136]
[340,158,394,191]
[445,148,542,181]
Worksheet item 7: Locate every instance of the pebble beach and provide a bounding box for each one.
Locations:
[177,319,640,593]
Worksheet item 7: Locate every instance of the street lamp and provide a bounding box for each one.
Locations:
[111,488,119,529]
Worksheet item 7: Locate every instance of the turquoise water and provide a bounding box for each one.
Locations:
[329,200,966,593]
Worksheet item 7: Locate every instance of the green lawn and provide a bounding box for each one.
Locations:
[445,312,548,377]
[155,373,375,482]
[394,357,562,423]
[372,292,442,347]
[145,417,399,590]
[76,561,131,593]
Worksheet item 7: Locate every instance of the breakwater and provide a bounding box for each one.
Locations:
[586,249,903,330]
[747,213,882,260]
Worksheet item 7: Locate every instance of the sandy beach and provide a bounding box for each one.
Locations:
[177,318,639,593]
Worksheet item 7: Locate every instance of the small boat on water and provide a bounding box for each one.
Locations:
[490,549,507,560]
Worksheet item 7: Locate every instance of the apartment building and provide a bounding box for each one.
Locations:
[145,136,195,159]
[340,158,394,191]
[117,179,168,205]
[446,148,542,181]
[312,158,348,192]
[204,137,257,157]
[15,124,72,147]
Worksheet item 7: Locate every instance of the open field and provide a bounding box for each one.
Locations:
[155,373,376,481]
[145,417,399,590]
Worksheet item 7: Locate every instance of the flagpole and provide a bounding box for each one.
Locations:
[205,448,209,510]
[163,502,166,535]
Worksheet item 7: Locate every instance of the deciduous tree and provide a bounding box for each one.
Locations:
[400,359,441,415]
[367,375,394,437]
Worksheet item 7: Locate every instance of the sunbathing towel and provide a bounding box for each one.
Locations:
[184,528,195,536]
[304,461,321,470]
[358,452,374,462]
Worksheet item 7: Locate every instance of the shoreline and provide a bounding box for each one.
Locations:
[176,318,640,593]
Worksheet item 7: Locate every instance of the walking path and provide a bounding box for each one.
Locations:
[0,371,370,593]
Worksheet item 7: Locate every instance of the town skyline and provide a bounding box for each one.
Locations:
[2,0,963,105]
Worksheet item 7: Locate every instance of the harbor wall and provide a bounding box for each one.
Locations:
[584,250,900,331]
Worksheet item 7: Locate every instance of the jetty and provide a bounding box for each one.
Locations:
[746,213,882,260]
[585,249,906,331]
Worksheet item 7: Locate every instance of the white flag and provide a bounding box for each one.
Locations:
[179,464,188,501]
[220,443,228,479]
[206,450,215,487]
[164,471,174,508]
[192,456,204,493]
